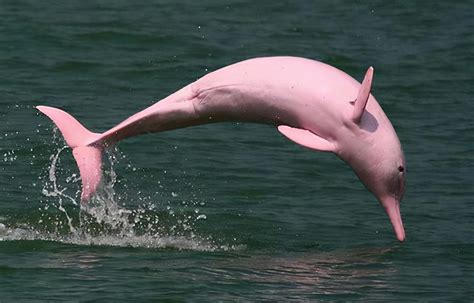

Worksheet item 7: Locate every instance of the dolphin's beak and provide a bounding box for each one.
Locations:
[382,197,405,242]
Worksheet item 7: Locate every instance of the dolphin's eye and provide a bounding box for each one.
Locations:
[398,165,405,172]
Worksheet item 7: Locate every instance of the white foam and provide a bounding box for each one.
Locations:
[0,224,236,251]
[16,135,240,252]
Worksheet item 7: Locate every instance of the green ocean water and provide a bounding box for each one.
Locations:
[0,1,473,301]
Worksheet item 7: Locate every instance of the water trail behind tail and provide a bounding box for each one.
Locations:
[2,138,237,251]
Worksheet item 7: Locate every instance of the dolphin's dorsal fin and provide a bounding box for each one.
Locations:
[352,67,374,124]
[278,125,335,152]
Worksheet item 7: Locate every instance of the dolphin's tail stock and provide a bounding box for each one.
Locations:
[36,106,103,203]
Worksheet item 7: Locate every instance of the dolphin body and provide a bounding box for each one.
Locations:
[37,56,406,241]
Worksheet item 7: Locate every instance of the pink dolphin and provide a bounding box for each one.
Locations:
[37,56,406,241]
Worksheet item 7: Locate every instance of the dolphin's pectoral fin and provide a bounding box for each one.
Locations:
[277,125,335,152]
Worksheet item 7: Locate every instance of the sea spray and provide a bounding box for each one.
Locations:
[7,131,238,251]
[0,116,241,251]
[41,145,77,233]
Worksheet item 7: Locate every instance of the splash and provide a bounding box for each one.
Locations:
[0,223,233,251]
[3,131,238,252]
[41,145,77,233]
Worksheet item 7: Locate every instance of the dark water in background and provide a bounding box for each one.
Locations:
[0,1,473,301]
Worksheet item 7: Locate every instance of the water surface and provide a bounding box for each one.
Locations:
[0,1,473,301]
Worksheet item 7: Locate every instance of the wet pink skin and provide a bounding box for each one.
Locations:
[37,56,406,241]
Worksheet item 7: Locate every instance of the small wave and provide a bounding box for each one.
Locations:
[0,223,237,251]
[12,131,241,252]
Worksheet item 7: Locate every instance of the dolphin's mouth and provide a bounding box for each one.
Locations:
[382,197,405,242]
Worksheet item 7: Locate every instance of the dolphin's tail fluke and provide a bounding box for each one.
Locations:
[36,106,103,203]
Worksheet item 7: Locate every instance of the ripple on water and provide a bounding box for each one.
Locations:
[0,224,237,252]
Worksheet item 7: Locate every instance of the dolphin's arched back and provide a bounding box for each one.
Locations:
[37,56,405,241]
